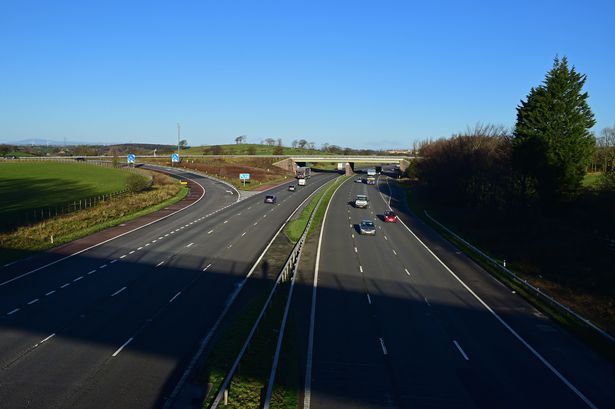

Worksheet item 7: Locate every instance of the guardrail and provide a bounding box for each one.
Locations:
[209,178,336,408]
[424,210,615,344]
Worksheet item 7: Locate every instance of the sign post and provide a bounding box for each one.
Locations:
[127,154,136,167]
[171,153,180,166]
[239,173,250,187]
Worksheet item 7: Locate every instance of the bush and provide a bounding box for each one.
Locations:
[126,173,151,193]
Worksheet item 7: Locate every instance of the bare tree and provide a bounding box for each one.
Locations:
[277,138,283,147]
[321,143,330,152]
[291,140,298,148]
[264,138,276,146]
[297,139,308,149]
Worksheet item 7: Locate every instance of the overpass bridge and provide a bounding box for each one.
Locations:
[272,155,414,174]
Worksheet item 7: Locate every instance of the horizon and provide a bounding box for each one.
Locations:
[1,0,613,148]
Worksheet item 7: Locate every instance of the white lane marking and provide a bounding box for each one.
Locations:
[129,250,135,254]
[349,223,352,228]
[137,247,143,251]
[158,236,163,240]
[359,265,363,273]
[248,206,252,210]
[156,261,165,267]
[241,232,246,237]
[228,244,233,248]
[424,296,431,306]
[186,242,194,248]
[7,308,20,315]
[120,255,127,259]
[404,268,410,276]
[27,298,39,305]
[185,224,190,227]
[110,259,117,264]
[237,213,242,216]
[367,294,372,304]
[208,230,214,234]
[152,240,158,243]
[454,340,470,360]
[60,283,70,289]
[392,249,397,256]
[254,222,258,226]
[164,234,169,237]
[388,182,599,409]
[145,243,150,247]
[351,233,355,239]
[99,264,107,269]
[40,333,55,343]
[111,286,127,297]
[224,220,228,224]
[379,338,388,355]
[384,235,388,241]
[87,270,96,275]
[73,276,83,282]
[45,290,55,296]
[203,263,212,271]
[170,231,175,234]
[263,214,267,218]
[169,291,181,303]
[112,337,134,357]
[354,247,358,253]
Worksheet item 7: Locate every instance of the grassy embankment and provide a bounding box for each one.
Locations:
[401,179,615,359]
[0,162,187,264]
[183,143,325,156]
[200,176,349,408]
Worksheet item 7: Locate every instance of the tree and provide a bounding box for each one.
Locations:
[291,140,298,148]
[235,135,246,144]
[512,56,596,202]
[277,138,283,147]
[247,146,256,155]
[264,138,276,146]
[297,139,308,149]
[273,145,284,155]
[179,139,188,149]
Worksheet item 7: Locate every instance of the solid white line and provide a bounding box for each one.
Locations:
[453,340,470,360]
[7,308,20,315]
[156,261,165,267]
[304,176,351,409]
[112,337,133,357]
[367,294,372,304]
[87,269,96,275]
[27,298,39,305]
[40,333,55,343]
[169,291,181,303]
[386,178,599,409]
[111,286,127,297]
[0,173,207,288]
[60,283,70,289]
[73,276,83,282]
[45,290,55,296]
[379,337,388,355]
[186,242,194,248]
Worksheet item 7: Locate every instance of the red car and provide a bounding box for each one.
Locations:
[384,210,397,222]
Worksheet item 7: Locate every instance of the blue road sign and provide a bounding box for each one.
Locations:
[239,173,250,180]
[127,153,136,164]
[171,153,180,163]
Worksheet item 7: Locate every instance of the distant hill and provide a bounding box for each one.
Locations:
[6,139,118,146]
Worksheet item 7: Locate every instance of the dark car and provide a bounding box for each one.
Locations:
[384,210,397,222]
[359,219,376,235]
[264,194,277,204]
[288,185,296,191]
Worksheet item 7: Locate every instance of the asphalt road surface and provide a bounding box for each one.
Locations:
[0,168,337,409]
[306,170,615,409]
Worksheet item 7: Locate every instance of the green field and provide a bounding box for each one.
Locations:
[0,162,132,216]
[183,143,326,156]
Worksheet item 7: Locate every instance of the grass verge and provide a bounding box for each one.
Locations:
[0,171,187,265]
[403,184,615,361]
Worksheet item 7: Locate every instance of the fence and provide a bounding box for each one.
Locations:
[1,189,128,232]
[423,210,615,344]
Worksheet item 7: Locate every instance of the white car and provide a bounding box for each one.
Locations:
[354,194,368,208]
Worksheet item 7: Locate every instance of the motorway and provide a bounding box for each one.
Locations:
[306,170,615,409]
[0,167,336,409]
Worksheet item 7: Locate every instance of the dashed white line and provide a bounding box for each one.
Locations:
[145,243,150,247]
[224,220,228,224]
[169,291,181,303]
[73,276,84,282]
[120,255,127,259]
[110,259,117,264]
[384,235,388,241]
[208,230,214,234]
[137,247,143,250]
[165,234,169,237]
[404,268,410,276]
[60,283,70,289]
[186,242,194,248]
[112,337,133,357]
[129,250,135,254]
[354,247,358,253]
[111,286,127,297]
[27,298,39,305]
[366,294,372,304]
[99,264,107,269]
[392,249,397,256]
[453,340,469,360]
[87,269,96,275]
[424,296,431,306]
[228,244,233,248]
[254,222,258,226]
[379,338,388,355]
[185,224,190,227]
[7,308,20,316]
[241,232,246,237]
[158,236,163,240]
[152,240,158,243]
[156,261,165,267]
[45,290,55,296]
[203,263,212,271]
[351,233,355,239]
[359,265,363,273]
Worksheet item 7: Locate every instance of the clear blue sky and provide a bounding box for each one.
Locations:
[1,0,613,149]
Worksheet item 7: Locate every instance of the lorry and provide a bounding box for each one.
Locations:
[296,166,311,179]
[298,178,306,186]
[367,168,376,176]
[366,176,376,185]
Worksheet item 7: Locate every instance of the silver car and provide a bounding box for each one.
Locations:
[359,219,376,235]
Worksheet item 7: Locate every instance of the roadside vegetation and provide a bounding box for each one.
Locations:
[402,57,615,348]
[0,170,186,265]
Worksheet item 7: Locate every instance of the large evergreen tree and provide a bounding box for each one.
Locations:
[512,56,595,202]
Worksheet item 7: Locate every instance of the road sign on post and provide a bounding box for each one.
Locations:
[127,154,136,164]
[239,173,250,187]
[171,153,180,163]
